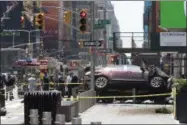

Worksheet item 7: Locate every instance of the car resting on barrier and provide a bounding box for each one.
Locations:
[63,91,173,104]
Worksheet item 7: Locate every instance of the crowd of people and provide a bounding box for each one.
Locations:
[0,71,80,102]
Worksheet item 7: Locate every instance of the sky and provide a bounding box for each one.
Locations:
[111,1,144,48]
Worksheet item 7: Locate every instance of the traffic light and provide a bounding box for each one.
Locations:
[79,9,87,33]
[35,13,45,30]
[20,16,25,28]
[63,11,72,24]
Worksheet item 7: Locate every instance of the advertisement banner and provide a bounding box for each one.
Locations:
[160,1,186,28]
[160,32,186,47]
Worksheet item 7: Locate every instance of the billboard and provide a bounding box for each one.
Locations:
[159,1,186,48]
[160,1,186,28]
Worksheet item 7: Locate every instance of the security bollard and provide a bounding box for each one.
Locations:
[54,114,65,125]
[72,117,82,124]
[132,88,136,104]
[90,121,102,125]
[42,112,52,125]
[30,109,39,116]
[29,109,39,125]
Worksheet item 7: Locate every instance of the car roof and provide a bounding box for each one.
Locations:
[106,64,140,68]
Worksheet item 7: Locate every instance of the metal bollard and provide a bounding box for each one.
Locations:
[29,109,39,125]
[54,114,65,125]
[88,91,91,108]
[132,88,136,104]
[42,112,52,125]
[90,121,102,125]
[72,117,82,124]
[82,93,85,112]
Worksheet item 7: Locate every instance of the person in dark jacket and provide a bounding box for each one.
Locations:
[43,73,50,91]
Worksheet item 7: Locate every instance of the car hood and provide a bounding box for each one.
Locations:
[85,68,103,76]
[155,67,170,78]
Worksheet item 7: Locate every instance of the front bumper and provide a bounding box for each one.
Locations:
[167,77,174,89]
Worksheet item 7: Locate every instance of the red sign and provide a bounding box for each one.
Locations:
[80,11,87,18]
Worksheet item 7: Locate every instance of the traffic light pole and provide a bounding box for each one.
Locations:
[36,1,41,58]
[58,1,64,53]
[103,3,107,66]
[90,1,95,90]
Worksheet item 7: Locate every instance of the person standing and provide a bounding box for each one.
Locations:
[65,72,73,97]
[28,74,37,92]
[43,72,50,91]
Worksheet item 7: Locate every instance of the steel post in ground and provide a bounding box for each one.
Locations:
[91,121,102,125]
[132,88,136,104]
[54,114,65,125]
[42,112,52,125]
[72,117,82,125]
[29,109,39,125]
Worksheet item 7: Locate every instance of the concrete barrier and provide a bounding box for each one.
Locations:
[78,90,96,113]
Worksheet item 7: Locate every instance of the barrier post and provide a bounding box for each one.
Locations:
[42,112,52,125]
[91,121,102,125]
[54,114,65,125]
[29,109,39,125]
[132,88,136,104]
[72,117,82,124]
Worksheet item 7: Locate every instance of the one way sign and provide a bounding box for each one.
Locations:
[83,41,102,47]
[98,48,112,53]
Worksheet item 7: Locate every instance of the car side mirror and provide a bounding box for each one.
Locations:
[140,67,145,72]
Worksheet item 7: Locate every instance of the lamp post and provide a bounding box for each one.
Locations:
[3,29,40,57]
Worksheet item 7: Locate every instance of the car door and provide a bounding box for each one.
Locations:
[126,66,145,82]
[110,66,125,81]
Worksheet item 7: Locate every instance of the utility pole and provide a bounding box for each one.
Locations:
[103,2,107,66]
[90,1,95,90]
[58,1,64,57]
[34,1,41,58]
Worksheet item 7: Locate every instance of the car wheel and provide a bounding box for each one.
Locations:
[150,76,164,89]
[95,76,108,90]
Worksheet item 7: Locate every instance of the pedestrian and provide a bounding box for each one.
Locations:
[57,74,65,96]
[28,74,37,92]
[4,73,15,101]
[43,72,50,91]
[65,72,73,98]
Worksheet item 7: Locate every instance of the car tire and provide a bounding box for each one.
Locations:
[95,76,108,90]
[149,76,164,89]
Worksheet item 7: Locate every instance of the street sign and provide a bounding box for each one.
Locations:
[83,41,102,47]
[94,24,105,29]
[98,48,112,53]
[98,19,111,25]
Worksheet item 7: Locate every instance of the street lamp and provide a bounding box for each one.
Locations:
[3,29,41,57]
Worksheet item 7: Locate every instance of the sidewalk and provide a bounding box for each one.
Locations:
[79,104,178,124]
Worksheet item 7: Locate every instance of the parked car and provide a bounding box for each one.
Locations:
[84,65,173,103]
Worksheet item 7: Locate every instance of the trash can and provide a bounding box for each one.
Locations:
[56,101,79,122]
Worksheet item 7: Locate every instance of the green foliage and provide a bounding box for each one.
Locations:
[155,107,173,114]
[173,78,187,92]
